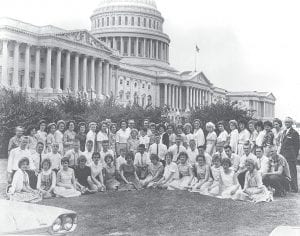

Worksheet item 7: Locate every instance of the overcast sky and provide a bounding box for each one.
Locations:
[1,0,300,121]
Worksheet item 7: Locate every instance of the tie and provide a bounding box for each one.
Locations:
[157,144,159,155]
[177,145,179,154]
[39,153,42,171]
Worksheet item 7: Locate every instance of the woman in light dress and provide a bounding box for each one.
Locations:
[36,120,47,146]
[116,120,130,155]
[155,152,179,189]
[219,158,240,199]
[168,152,194,190]
[26,125,38,154]
[109,123,117,155]
[206,153,222,196]
[63,120,76,153]
[36,158,56,199]
[89,152,105,191]
[7,157,42,203]
[272,118,283,153]
[205,122,217,156]
[228,120,239,154]
[141,154,164,188]
[235,158,272,203]
[54,120,65,155]
[217,121,229,146]
[184,123,194,148]
[46,123,56,153]
[237,120,250,156]
[128,129,140,154]
[54,157,81,198]
[189,155,210,194]
[248,120,258,152]
[193,119,205,148]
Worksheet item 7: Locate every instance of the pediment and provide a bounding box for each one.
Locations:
[189,72,212,87]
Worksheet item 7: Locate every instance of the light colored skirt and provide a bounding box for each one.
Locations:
[54,186,81,198]
[235,186,273,203]
[237,144,244,156]
[9,190,42,203]
[219,185,240,199]
[168,176,192,190]
[190,179,210,194]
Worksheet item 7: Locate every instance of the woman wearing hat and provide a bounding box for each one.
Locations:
[193,119,205,148]
[36,120,47,146]
[86,122,97,153]
[237,120,250,156]
[54,120,65,155]
[63,120,76,153]
[229,120,239,154]
[46,123,56,153]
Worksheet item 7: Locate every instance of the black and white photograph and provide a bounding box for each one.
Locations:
[0,0,300,235]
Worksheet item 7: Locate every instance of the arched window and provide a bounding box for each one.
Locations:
[126,81,130,86]
[102,18,104,27]
[134,82,137,87]
[118,16,122,25]
[138,17,141,26]
[125,16,128,25]
[120,79,123,85]
[148,84,151,90]
[112,16,115,25]
[131,16,134,26]
[107,17,109,26]
[153,21,156,29]
[142,84,145,89]
[144,18,146,27]
[148,19,151,28]
[97,19,100,27]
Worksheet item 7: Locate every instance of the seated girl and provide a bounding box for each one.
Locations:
[7,157,42,203]
[154,152,179,189]
[74,155,97,194]
[189,155,210,194]
[219,158,240,199]
[206,153,222,196]
[140,154,164,188]
[119,151,141,191]
[102,154,120,191]
[54,157,81,198]
[89,152,105,192]
[36,158,56,199]
[168,152,194,190]
[235,158,272,203]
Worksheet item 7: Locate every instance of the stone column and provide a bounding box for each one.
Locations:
[12,42,20,88]
[175,86,179,109]
[135,37,139,57]
[96,60,103,95]
[200,90,203,105]
[64,51,70,91]
[156,40,159,59]
[113,37,117,50]
[186,86,190,111]
[164,84,167,105]
[160,42,163,61]
[149,39,153,58]
[114,66,119,96]
[120,37,124,55]
[179,86,182,110]
[128,37,131,56]
[172,85,175,109]
[55,49,62,92]
[167,45,169,62]
[24,44,31,91]
[73,53,79,92]
[108,64,112,95]
[104,61,110,95]
[82,56,87,91]
[1,40,8,86]
[143,38,146,57]
[168,84,172,107]
[156,83,160,107]
[34,47,40,89]
[90,57,95,93]
[45,47,52,91]
[196,89,199,107]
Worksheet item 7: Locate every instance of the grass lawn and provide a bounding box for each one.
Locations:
[1,159,300,236]
[42,189,300,236]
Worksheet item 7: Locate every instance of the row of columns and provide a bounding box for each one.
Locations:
[102,36,169,62]
[0,40,117,96]
[186,86,211,110]
[164,84,182,110]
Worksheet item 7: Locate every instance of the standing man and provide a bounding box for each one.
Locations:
[280,117,299,192]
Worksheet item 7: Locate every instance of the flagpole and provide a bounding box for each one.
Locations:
[194,45,197,72]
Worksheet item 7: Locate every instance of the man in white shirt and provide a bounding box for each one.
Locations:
[215,142,228,159]
[197,145,212,165]
[100,140,114,167]
[116,148,126,172]
[237,143,258,188]
[255,146,270,176]
[224,145,240,172]
[186,139,199,165]
[86,122,97,152]
[126,119,135,135]
[96,122,108,152]
[149,133,167,164]
[46,142,62,172]
[64,139,83,168]
[168,135,187,162]
[7,136,34,183]
[139,127,150,150]
[31,142,47,172]
[134,144,151,179]
[83,140,94,165]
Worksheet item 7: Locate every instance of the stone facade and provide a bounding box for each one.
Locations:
[0,0,276,120]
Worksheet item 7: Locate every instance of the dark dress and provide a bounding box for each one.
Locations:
[76,132,87,152]
[119,163,141,191]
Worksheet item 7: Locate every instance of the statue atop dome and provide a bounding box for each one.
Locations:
[97,0,157,9]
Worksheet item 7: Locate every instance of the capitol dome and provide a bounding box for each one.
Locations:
[90,0,170,66]
[97,0,157,10]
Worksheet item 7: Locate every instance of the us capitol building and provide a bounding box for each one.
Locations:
[0,0,275,120]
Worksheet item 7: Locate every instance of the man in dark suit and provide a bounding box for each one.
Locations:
[280,117,300,192]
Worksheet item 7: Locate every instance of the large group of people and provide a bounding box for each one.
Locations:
[5,116,299,203]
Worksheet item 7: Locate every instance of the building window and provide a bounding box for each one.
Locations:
[131,17,134,26]
[40,58,44,63]
[9,50,14,57]
[144,18,146,27]
[148,85,151,90]
[126,81,130,86]
[112,16,115,25]
[125,16,128,25]
[134,82,137,87]
[118,16,122,25]
[142,84,145,89]
[157,22,159,29]
[149,19,151,28]
[97,19,100,27]
[102,18,104,27]
[20,52,25,60]
[138,17,141,26]
[107,17,109,26]
[120,79,123,85]
[153,21,156,29]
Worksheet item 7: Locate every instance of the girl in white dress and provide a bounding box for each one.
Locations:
[36,120,47,145]
[168,152,194,190]
[37,158,56,198]
[46,123,56,153]
[207,154,222,196]
[193,119,205,148]
[219,158,240,199]
[248,120,258,152]
[217,121,229,146]
[229,120,239,154]
[89,152,105,191]
[205,122,217,156]
[190,155,210,194]
[184,123,194,148]
[54,120,65,155]
[237,120,250,156]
